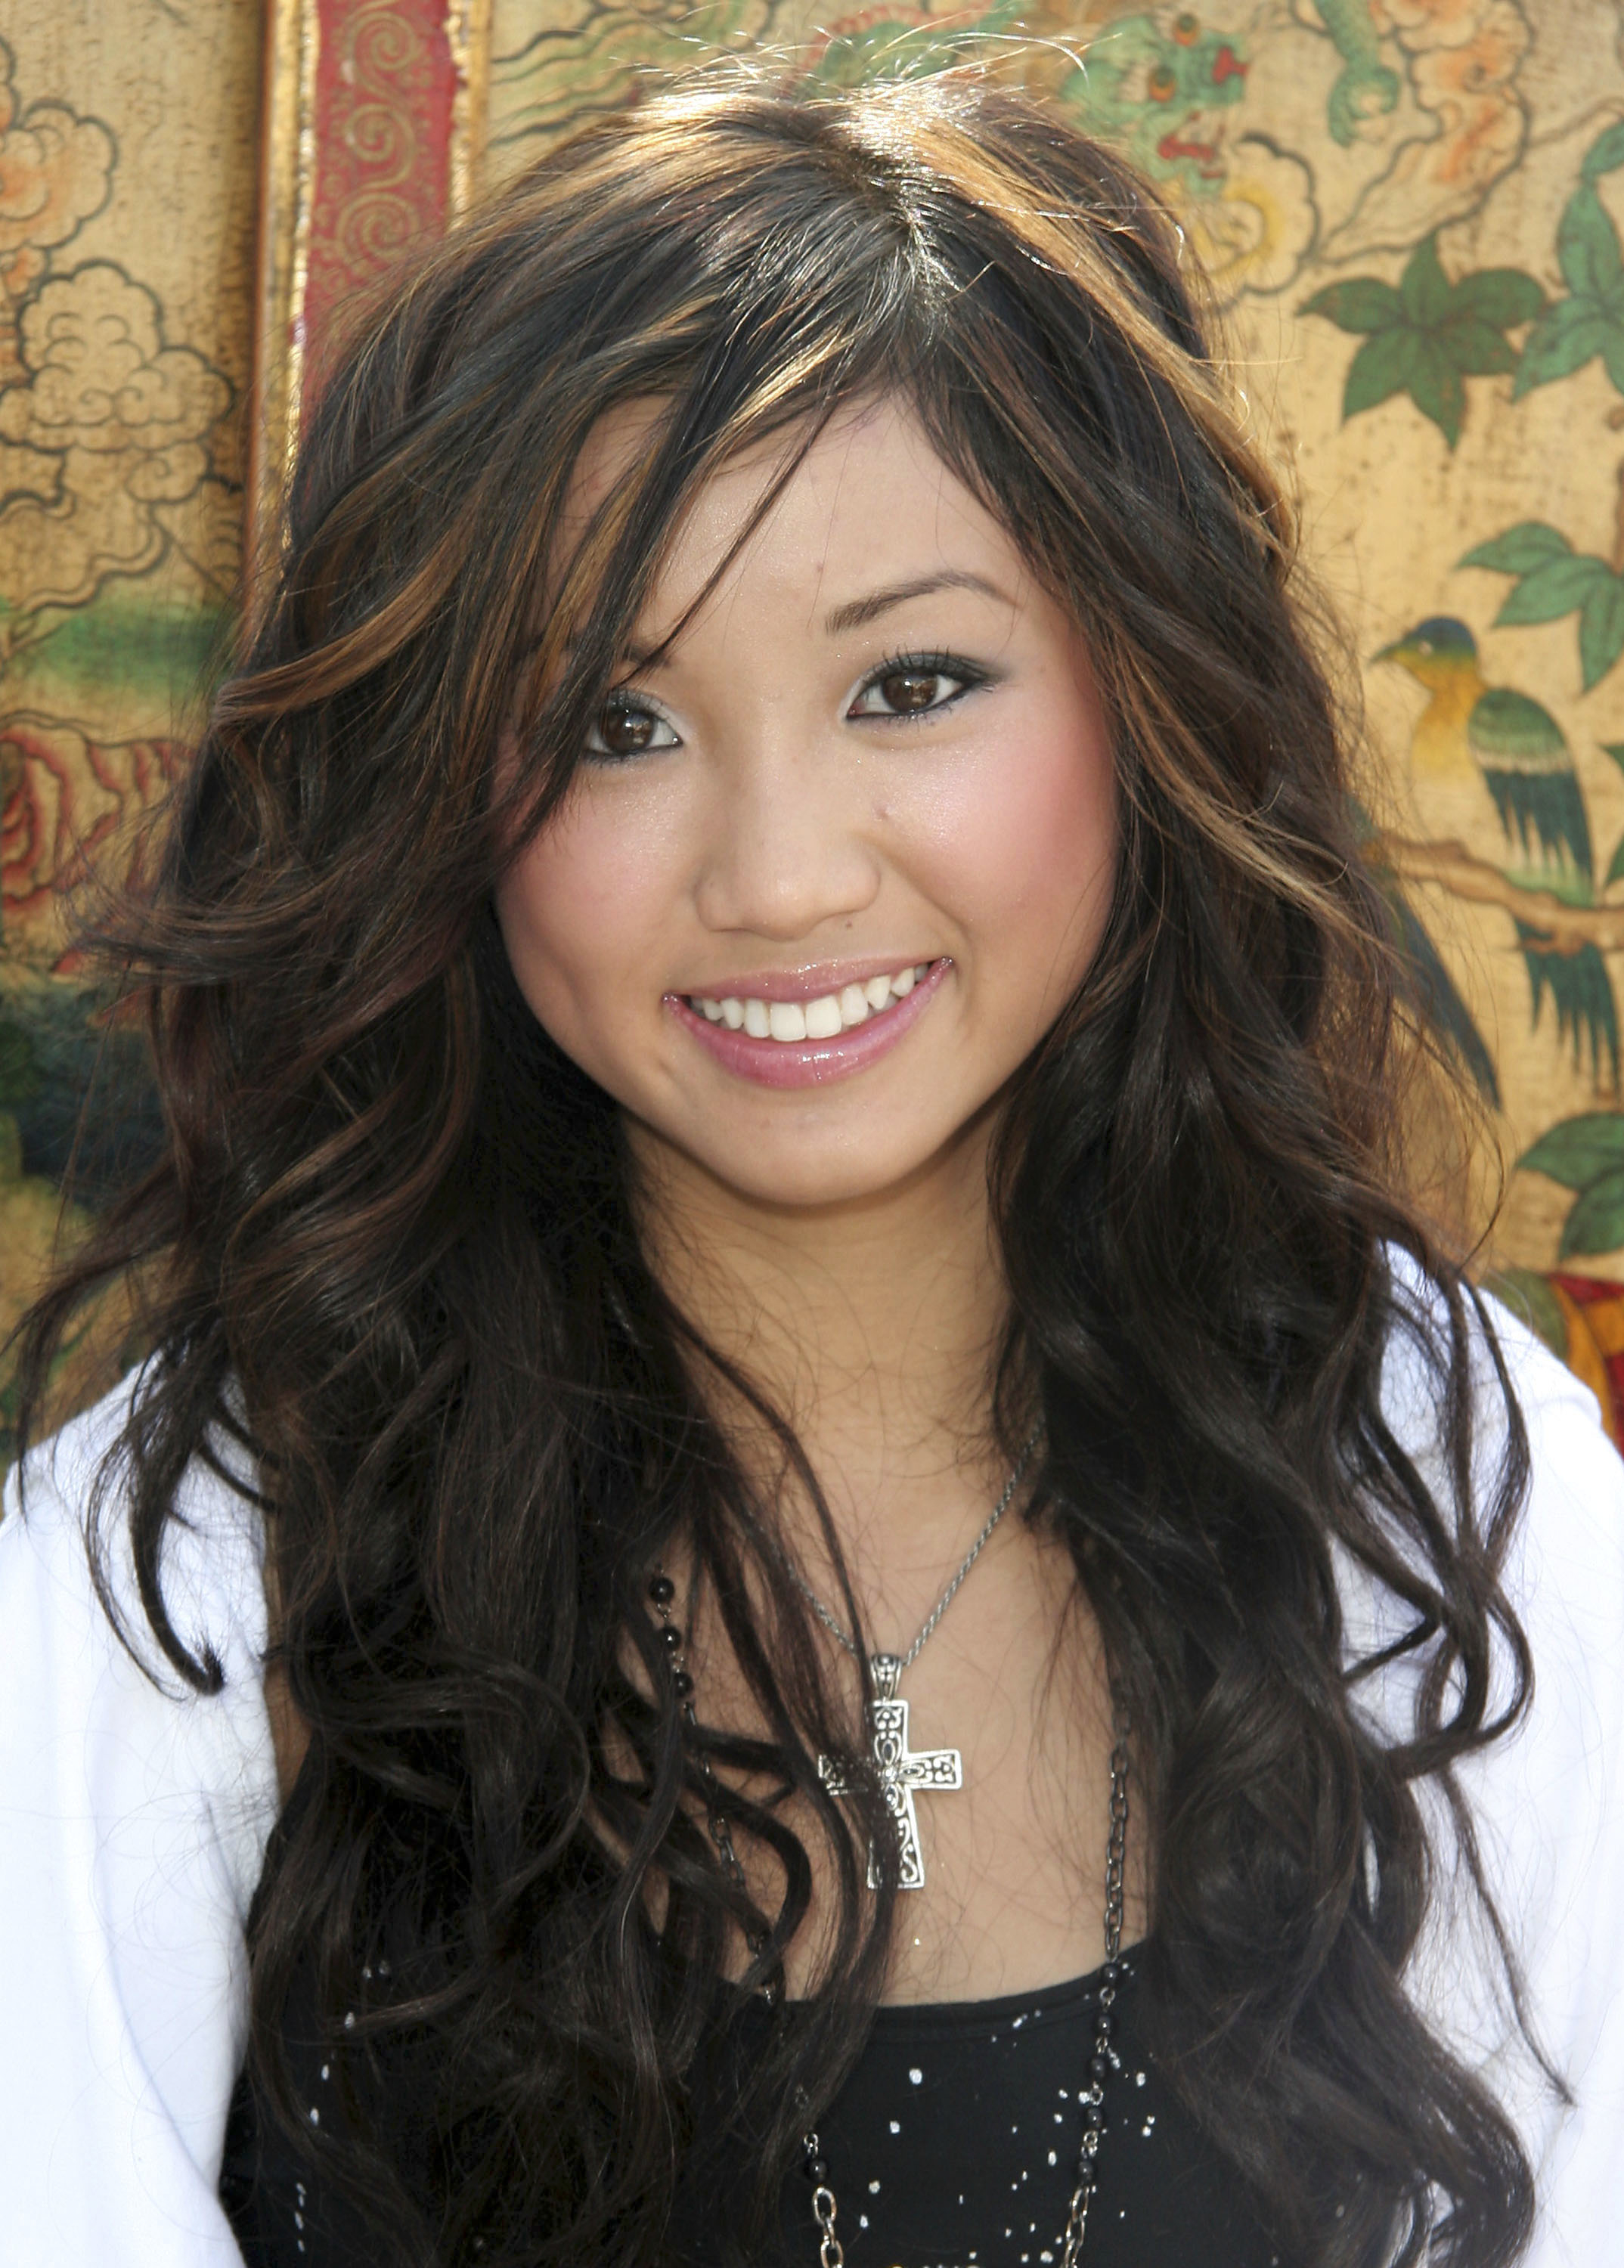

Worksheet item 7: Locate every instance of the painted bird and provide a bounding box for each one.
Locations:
[1375,615,1616,1084]
[1349,797,1498,1107]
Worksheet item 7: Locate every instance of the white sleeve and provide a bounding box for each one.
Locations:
[1366,1277,1624,2265]
[0,1378,280,2267]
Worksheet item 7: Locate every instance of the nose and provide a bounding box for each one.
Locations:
[692,729,882,942]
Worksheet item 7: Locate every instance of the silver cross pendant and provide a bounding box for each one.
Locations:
[817,1653,962,1890]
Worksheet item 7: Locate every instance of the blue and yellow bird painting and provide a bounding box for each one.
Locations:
[1349,798,1499,1107]
[1375,616,1617,1087]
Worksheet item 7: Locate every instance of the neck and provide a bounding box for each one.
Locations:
[625,1108,1023,1597]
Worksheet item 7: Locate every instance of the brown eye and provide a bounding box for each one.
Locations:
[848,656,983,721]
[585,699,678,760]
[1173,12,1200,43]
[1148,64,1177,99]
[879,669,944,713]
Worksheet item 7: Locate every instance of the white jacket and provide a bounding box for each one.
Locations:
[2,1282,1622,2265]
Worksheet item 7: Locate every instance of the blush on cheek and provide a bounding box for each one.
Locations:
[908,705,1118,961]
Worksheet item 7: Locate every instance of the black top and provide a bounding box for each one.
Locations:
[222,1950,1280,2268]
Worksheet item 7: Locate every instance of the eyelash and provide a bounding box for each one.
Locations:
[581,647,993,761]
[850,649,993,721]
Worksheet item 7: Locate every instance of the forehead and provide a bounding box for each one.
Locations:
[563,392,1032,646]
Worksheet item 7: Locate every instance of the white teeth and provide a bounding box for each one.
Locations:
[689,961,938,1041]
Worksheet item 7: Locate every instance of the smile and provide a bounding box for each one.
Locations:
[687,962,932,1040]
[665,959,950,1087]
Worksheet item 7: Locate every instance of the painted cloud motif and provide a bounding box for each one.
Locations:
[0,261,231,615]
[0,40,114,383]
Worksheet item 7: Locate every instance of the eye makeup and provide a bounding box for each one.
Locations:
[845,649,996,723]
[581,646,998,764]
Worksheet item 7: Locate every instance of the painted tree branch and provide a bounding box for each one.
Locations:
[1375,835,1624,953]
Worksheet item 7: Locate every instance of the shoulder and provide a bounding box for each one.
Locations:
[0,1359,280,1919]
[2,1362,272,1714]
[0,1369,281,2257]
[1361,1256,1624,2263]
[1364,1250,1624,1731]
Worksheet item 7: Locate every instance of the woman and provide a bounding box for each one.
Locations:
[2,71,1620,2268]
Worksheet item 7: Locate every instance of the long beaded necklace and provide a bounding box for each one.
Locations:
[646,1562,1131,2268]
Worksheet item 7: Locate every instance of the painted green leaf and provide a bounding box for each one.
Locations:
[1514,301,1616,396]
[1603,742,1624,779]
[1605,327,1624,398]
[1459,522,1572,575]
[1344,326,1422,418]
[1406,338,1464,445]
[1440,317,1517,376]
[1449,268,1544,328]
[1559,1165,1624,1260]
[1582,119,1624,184]
[1519,1111,1624,1190]
[1400,234,1452,327]
[1492,553,1611,626]
[1558,184,1623,302]
[1300,278,1402,333]
[1579,574,1624,690]
[1605,831,1624,888]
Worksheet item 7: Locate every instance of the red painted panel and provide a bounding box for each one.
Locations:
[301,0,455,398]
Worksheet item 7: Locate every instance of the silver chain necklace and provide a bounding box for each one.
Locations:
[646,1515,1132,2268]
[783,1424,1043,1672]
[790,1426,1044,1892]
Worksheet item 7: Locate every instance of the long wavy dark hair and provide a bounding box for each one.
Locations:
[17,70,1543,2268]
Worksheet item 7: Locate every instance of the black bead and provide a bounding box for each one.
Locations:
[648,1574,676,1606]
[1090,2051,1110,2084]
[671,1668,694,1698]
[660,1624,683,1651]
[803,2155,829,2184]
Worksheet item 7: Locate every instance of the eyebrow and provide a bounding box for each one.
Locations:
[581,567,1015,679]
[823,569,1012,636]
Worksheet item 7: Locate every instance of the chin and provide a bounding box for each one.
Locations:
[665,1117,970,1212]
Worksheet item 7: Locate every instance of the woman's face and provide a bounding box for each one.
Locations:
[496,395,1118,1213]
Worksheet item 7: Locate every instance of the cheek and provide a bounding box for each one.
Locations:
[494,789,678,1028]
[906,693,1117,982]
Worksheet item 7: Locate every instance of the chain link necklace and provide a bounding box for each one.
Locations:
[788,1425,1044,1892]
[646,1545,1131,2268]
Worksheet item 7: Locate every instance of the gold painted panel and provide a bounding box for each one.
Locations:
[0,0,262,1436]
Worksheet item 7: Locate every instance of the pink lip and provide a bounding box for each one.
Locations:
[665,958,951,1088]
